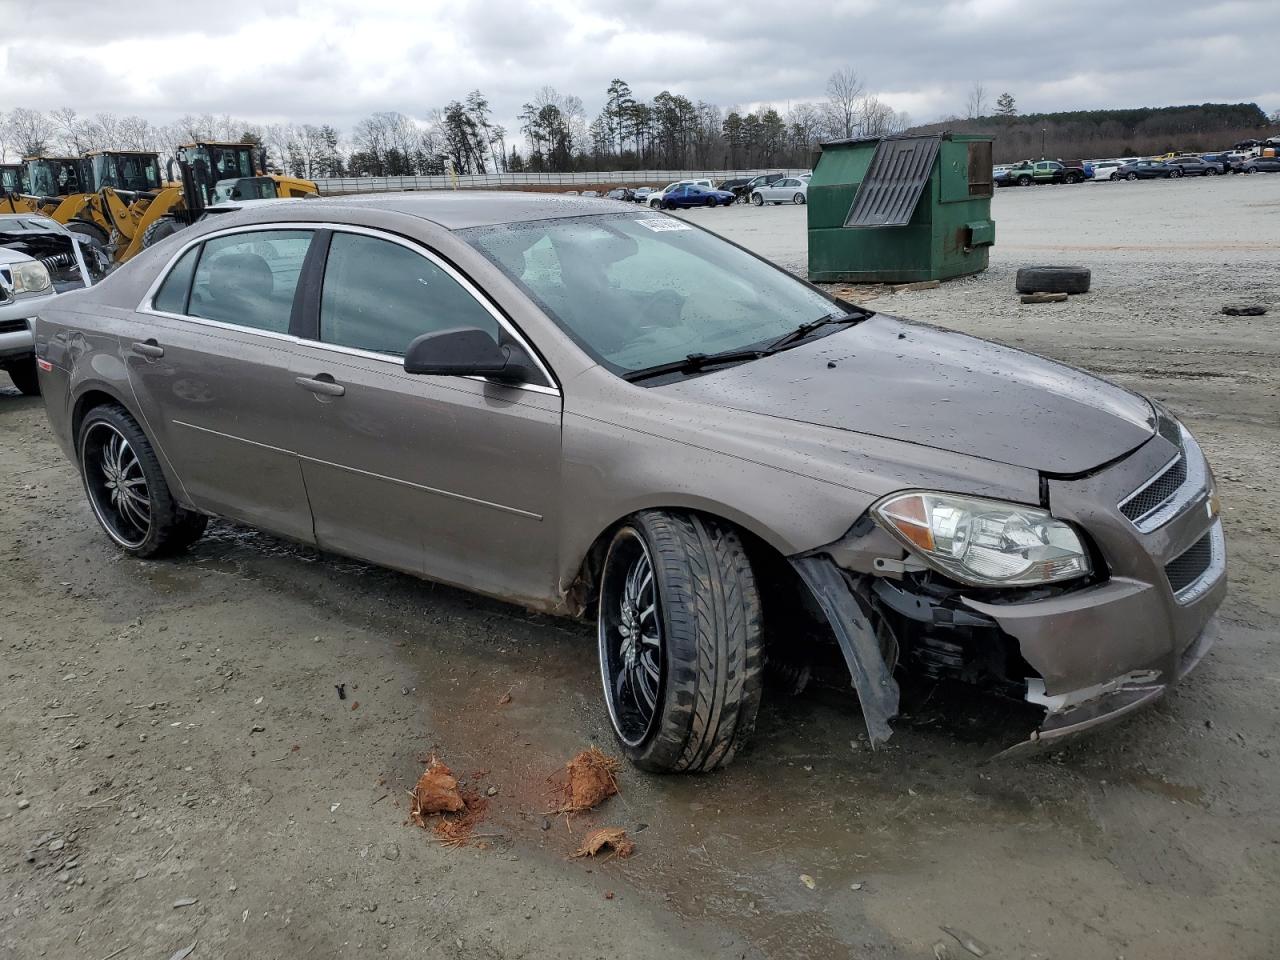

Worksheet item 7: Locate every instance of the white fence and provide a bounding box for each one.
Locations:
[313,168,811,195]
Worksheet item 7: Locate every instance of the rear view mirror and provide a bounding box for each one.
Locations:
[403,327,534,385]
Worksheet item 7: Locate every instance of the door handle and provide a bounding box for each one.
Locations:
[130,339,164,359]
[295,375,345,397]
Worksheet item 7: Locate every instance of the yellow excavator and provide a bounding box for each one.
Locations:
[105,141,318,262]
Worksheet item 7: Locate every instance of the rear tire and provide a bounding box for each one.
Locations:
[77,403,208,558]
[141,215,181,249]
[598,511,764,773]
[6,357,40,396]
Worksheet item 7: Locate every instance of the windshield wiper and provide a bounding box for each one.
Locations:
[764,310,867,353]
[622,348,767,383]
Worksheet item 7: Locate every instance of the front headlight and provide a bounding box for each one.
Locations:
[11,260,51,295]
[872,491,1091,587]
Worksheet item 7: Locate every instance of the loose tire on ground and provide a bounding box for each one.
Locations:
[597,511,764,773]
[1015,265,1092,295]
[5,357,40,396]
[141,216,181,249]
[77,403,208,558]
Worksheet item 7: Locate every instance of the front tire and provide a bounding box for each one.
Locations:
[141,215,181,249]
[1017,175,1033,186]
[6,357,40,396]
[77,404,208,557]
[1126,172,1138,181]
[793,192,806,204]
[751,192,763,206]
[598,512,764,773]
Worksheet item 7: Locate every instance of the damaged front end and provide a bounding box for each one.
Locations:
[0,220,109,293]
[789,427,1227,756]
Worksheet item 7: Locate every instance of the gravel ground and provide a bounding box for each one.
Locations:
[3,174,1279,960]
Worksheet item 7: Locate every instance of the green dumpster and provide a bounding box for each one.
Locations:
[807,133,995,283]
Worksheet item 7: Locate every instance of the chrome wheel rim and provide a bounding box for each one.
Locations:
[598,529,663,747]
[82,423,150,548]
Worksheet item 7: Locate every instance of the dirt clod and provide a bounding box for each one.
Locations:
[555,747,620,812]
[571,827,635,860]
[410,756,466,821]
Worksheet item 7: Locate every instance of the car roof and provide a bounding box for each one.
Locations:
[231,190,640,230]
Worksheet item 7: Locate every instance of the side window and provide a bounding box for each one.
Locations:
[152,245,200,314]
[319,232,499,356]
[188,230,313,333]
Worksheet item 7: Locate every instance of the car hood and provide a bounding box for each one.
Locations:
[659,315,1155,475]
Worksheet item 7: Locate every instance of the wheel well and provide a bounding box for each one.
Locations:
[71,390,125,450]
[567,508,816,628]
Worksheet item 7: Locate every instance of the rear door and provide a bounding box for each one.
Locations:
[285,227,563,604]
[127,228,317,542]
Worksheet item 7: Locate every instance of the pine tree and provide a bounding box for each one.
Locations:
[995,92,1018,118]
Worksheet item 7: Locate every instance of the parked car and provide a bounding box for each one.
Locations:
[1089,160,1125,181]
[605,188,636,202]
[750,176,809,205]
[995,160,1085,186]
[1237,155,1280,174]
[648,180,714,208]
[1165,155,1220,177]
[739,173,786,201]
[33,192,1226,769]
[716,177,753,200]
[1115,159,1178,180]
[581,190,600,198]
[1,214,105,395]
[657,184,736,209]
[1199,153,1234,174]
[632,187,655,203]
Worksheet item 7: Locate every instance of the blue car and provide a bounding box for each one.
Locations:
[659,184,736,209]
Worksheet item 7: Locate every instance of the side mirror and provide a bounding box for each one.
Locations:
[403,327,534,385]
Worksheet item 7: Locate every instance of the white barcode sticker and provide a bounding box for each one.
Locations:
[635,218,692,232]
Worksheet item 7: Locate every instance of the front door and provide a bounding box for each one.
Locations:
[285,229,563,605]
[126,228,318,542]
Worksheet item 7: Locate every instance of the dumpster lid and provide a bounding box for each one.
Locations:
[844,135,940,228]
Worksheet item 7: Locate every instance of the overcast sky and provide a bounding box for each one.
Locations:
[3,0,1277,136]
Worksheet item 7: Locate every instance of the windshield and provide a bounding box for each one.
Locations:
[461,213,844,376]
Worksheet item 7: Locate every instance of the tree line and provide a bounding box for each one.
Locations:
[0,69,911,179]
[916,92,1278,162]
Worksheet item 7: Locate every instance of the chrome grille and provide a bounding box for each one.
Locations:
[1166,534,1212,594]
[1165,521,1225,604]
[1120,455,1186,523]
[1118,416,1207,533]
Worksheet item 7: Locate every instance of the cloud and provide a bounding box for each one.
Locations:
[1,0,1275,138]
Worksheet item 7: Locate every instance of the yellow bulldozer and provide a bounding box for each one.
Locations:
[0,163,27,195]
[106,141,318,262]
[2,143,317,264]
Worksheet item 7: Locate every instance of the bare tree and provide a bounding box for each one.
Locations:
[965,81,989,120]
[51,107,91,155]
[824,68,865,140]
[7,108,56,157]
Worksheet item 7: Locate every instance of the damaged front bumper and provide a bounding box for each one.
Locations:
[792,420,1227,757]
